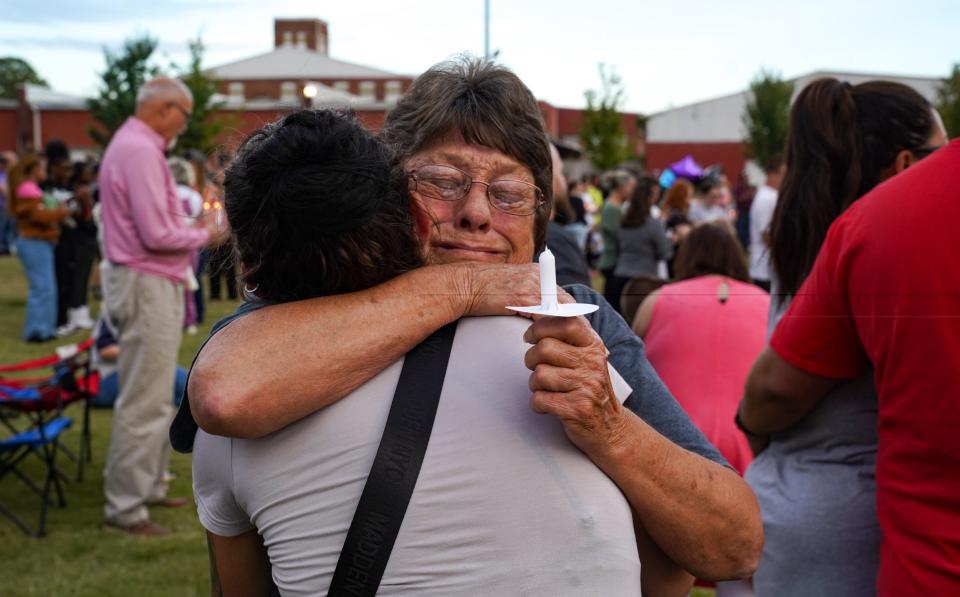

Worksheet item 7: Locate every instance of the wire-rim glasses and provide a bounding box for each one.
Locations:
[407,164,544,216]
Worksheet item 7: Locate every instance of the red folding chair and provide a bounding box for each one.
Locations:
[0,338,97,483]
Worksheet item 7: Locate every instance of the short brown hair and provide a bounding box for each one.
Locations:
[381,56,553,253]
[673,221,749,282]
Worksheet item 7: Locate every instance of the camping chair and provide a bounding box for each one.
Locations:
[0,403,72,537]
[0,338,97,483]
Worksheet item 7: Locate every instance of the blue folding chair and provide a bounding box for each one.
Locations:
[0,384,73,537]
[0,338,95,484]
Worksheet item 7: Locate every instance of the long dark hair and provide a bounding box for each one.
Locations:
[224,110,423,302]
[770,78,933,302]
[620,175,659,228]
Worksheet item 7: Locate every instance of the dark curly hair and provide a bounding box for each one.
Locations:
[224,110,423,302]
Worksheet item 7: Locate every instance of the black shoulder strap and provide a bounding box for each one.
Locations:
[326,321,458,597]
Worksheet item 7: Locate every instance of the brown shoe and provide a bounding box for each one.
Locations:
[105,519,170,537]
[148,497,190,508]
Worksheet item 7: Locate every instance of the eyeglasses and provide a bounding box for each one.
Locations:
[407,164,544,216]
[169,103,192,120]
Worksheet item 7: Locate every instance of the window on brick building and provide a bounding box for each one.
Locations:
[282,31,294,47]
[280,82,297,102]
[295,31,307,49]
[385,80,402,102]
[280,81,299,102]
[359,81,376,100]
[228,82,245,102]
[333,81,350,93]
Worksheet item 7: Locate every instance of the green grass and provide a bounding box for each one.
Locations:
[0,254,240,596]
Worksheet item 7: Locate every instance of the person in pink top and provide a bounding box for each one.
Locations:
[633,221,768,596]
[8,153,72,341]
[632,221,770,475]
[98,76,226,536]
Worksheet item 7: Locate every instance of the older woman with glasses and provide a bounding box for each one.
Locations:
[183,58,763,595]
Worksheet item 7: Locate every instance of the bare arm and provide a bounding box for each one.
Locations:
[738,346,837,435]
[524,316,763,580]
[98,345,119,363]
[207,530,272,597]
[13,201,70,225]
[630,290,660,338]
[190,263,542,438]
[635,513,694,596]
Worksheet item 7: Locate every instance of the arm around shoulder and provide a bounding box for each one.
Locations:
[190,265,469,438]
[190,262,545,438]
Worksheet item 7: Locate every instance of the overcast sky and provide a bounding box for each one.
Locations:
[2,0,957,114]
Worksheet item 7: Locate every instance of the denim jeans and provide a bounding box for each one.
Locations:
[15,237,58,340]
[93,366,188,409]
[0,209,15,254]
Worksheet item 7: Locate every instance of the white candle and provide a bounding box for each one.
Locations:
[539,247,558,311]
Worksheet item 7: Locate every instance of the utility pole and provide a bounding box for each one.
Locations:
[484,0,490,59]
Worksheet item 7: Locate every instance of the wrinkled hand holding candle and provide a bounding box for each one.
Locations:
[507,248,599,318]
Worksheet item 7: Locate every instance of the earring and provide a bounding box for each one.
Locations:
[244,282,259,295]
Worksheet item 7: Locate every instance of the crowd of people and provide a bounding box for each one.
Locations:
[2,56,957,596]
[0,139,239,345]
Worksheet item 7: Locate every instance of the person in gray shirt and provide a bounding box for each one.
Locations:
[614,175,673,282]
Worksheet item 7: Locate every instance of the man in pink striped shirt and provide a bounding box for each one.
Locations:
[99,76,225,536]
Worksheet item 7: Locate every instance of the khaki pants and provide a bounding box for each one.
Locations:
[102,263,183,526]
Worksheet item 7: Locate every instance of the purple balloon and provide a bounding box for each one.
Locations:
[668,155,704,180]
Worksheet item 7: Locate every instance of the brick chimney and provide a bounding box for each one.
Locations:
[274,18,328,54]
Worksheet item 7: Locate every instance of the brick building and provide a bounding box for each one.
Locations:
[210,18,414,105]
[0,16,644,178]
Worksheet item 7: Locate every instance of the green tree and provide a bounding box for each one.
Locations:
[88,35,163,147]
[177,37,232,155]
[742,68,794,167]
[936,63,960,138]
[579,64,630,171]
[0,56,48,99]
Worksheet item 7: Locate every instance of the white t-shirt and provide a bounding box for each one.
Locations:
[749,185,778,281]
[193,316,641,596]
[688,200,729,224]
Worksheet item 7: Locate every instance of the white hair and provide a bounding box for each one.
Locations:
[167,156,196,187]
[136,77,192,108]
